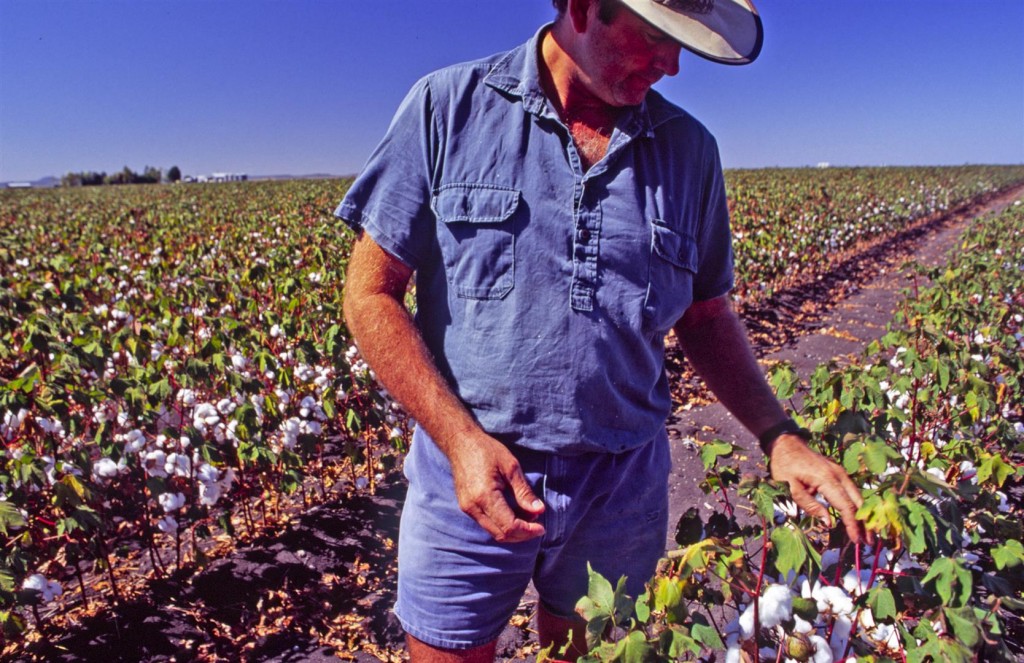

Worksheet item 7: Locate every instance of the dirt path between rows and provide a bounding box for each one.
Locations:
[13,184,1024,662]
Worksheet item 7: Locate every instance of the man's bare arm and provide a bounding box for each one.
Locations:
[342,232,544,542]
[673,295,868,543]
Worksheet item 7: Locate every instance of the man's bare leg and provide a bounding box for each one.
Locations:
[537,602,589,660]
[406,634,497,663]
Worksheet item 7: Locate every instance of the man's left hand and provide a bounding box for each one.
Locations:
[768,434,870,544]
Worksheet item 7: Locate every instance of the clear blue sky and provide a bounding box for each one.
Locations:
[1,0,1022,182]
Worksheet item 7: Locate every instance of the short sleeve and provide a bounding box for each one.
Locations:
[334,77,440,270]
[692,137,734,301]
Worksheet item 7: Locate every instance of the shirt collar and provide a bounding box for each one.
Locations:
[484,23,686,139]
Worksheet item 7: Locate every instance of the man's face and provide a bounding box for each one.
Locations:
[576,2,683,107]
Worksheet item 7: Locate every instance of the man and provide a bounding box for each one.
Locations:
[338,0,867,660]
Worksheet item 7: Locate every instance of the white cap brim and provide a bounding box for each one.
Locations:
[619,0,764,65]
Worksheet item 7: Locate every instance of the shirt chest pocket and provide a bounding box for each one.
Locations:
[644,220,697,333]
[431,183,519,300]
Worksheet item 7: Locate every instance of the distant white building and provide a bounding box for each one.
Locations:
[816,162,831,169]
[210,172,248,182]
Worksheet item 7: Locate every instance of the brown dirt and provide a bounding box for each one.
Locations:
[6,183,1024,662]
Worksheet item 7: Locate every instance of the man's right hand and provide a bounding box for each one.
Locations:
[448,433,546,543]
[343,233,545,543]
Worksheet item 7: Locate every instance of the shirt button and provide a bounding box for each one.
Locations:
[579,229,591,243]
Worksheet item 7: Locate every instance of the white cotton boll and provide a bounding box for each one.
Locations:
[23,574,62,603]
[216,398,236,415]
[389,427,404,442]
[123,429,147,453]
[808,634,833,663]
[231,354,247,371]
[197,463,220,484]
[144,450,168,477]
[758,584,794,628]
[842,569,872,596]
[165,452,191,477]
[302,420,322,436]
[995,491,1010,513]
[199,481,222,506]
[793,615,814,634]
[828,615,853,661]
[725,645,742,663]
[157,515,178,533]
[959,460,977,484]
[867,623,900,651]
[813,583,854,617]
[735,604,756,639]
[92,457,119,479]
[270,324,282,338]
[158,492,186,512]
[177,389,197,406]
[354,476,369,490]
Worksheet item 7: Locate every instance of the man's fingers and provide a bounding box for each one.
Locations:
[789,483,832,528]
[464,489,545,543]
[507,464,545,518]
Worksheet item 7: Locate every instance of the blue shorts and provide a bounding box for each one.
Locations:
[395,427,670,649]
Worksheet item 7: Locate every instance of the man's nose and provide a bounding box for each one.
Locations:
[656,42,682,77]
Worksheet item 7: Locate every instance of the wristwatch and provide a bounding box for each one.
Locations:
[758,418,811,454]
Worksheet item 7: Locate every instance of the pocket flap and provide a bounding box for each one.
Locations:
[431,184,520,224]
[652,221,698,272]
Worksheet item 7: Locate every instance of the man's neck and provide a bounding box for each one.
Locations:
[539,25,619,169]
[539,25,619,131]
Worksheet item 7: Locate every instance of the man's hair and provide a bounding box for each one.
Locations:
[552,0,621,22]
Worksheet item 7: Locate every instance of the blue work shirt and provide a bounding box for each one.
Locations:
[336,25,734,455]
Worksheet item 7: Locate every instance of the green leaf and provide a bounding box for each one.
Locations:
[699,440,733,471]
[0,502,26,536]
[634,590,650,624]
[576,563,615,623]
[977,454,1013,488]
[991,539,1024,570]
[690,613,724,650]
[771,524,808,579]
[866,586,897,621]
[921,557,972,607]
[660,627,700,659]
[943,606,981,650]
[864,439,903,475]
[615,629,653,663]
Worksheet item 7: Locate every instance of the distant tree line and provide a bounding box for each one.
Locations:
[62,165,181,187]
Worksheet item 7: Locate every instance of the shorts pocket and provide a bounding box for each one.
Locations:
[431,183,519,300]
[643,219,697,332]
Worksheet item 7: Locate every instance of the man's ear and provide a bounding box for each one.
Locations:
[567,0,597,34]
